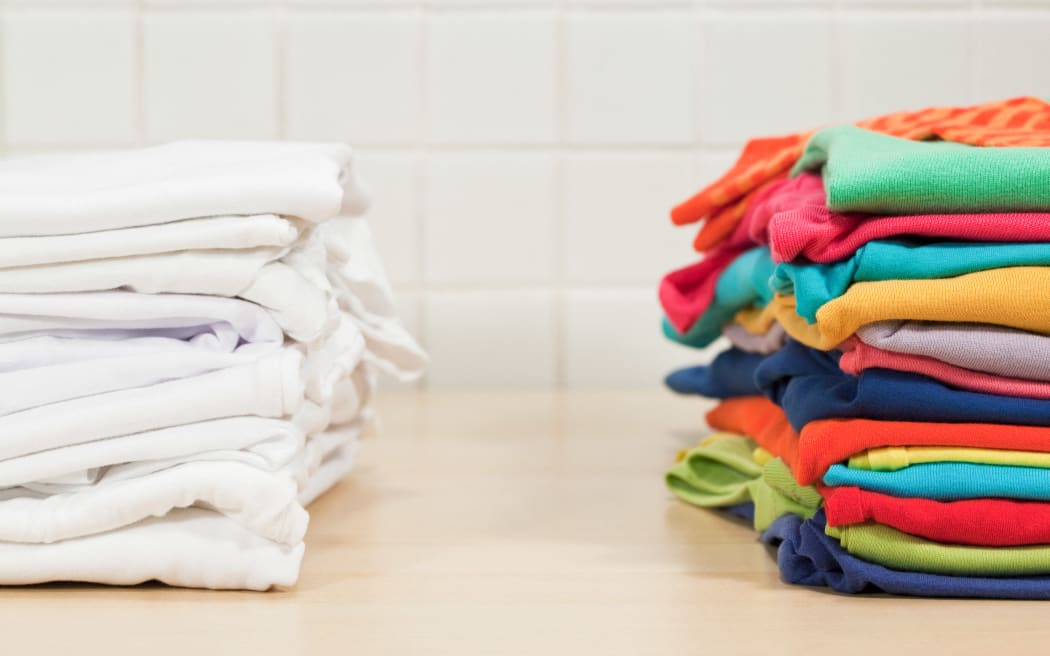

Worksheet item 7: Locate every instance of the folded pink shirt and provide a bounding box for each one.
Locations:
[840,338,1050,400]
[659,178,798,333]
[659,246,746,334]
[768,174,1050,263]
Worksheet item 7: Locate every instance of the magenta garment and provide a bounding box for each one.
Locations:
[857,321,1050,383]
[767,173,1050,264]
[841,338,1050,400]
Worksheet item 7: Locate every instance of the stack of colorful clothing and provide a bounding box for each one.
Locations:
[661,97,1050,598]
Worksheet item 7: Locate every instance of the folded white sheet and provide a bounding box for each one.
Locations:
[0,508,304,590]
[0,141,368,237]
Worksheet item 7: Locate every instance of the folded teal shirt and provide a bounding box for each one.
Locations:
[792,126,1050,214]
[773,240,1050,323]
[824,462,1050,502]
[664,246,776,348]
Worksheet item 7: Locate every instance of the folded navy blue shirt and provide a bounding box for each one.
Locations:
[755,339,1050,433]
[664,347,766,398]
[761,510,1050,599]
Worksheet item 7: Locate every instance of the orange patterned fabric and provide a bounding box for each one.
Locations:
[674,97,1050,253]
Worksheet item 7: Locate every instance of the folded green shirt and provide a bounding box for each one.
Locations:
[792,126,1050,214]
[772,240,1050,323]
[828,521,1050,577]
[666,435,819,531]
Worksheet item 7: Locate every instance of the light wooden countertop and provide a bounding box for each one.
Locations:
[2,391,1048,654]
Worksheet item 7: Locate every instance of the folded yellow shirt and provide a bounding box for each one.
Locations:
[850,446,1050,471]
[735,267,1050,350]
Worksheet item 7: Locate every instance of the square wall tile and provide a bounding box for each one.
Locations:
[563,153,700,284]
[837,15,970,122]
[562,289,722,388]
[143,11,278,141]
[423,290,556,388]
[423,153,557,283]
[286,12,421,145]
[3,10,137,146]
[426,13,557,144]
[975,14,1050,101]
[565,12,696,145]
[356,153,420,285]
[700,13,833,144]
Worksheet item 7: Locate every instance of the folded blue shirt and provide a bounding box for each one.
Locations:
[664,348,766,398]
[755,339,1050,433]
[823,462,1050,501]
[762,510,1050,599]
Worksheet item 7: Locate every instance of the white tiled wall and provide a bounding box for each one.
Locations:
[0,0,1043,388]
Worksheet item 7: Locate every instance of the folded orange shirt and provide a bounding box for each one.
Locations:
[707,396,1050,486]
[674,97,1050,252]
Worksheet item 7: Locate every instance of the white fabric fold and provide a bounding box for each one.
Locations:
[0,141,369,237]
[0,214,299,268]
[0,508,304,590]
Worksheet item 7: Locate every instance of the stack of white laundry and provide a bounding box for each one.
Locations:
[0,142,426,590]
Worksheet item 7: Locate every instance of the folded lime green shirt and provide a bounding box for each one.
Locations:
[850,446,1050,472]
[666,435,819,531]
[666,433,760,509]
[750,458,821,531]
[827,521,1050,577]
[793,126,1050,213]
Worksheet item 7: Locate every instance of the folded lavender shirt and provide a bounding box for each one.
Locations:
[724,322,787,355]
[858,321,1050,383]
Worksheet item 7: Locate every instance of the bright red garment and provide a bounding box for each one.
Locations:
[707,397,1050,486]
[823,485,1050,547]
[841,338,1050,400]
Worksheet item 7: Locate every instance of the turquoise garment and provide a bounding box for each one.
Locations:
[664,246,775,348]
[791,125,1050,213]
[773,240,1050,323]
[824,462,1050,502]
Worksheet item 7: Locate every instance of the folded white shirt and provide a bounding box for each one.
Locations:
[0,461,307,546]
[0,290,282,344]
[0,214,299,268]
[0,416,303,490]
[0,348,303,462]
[0,141,368,237]
[0,508,304,590]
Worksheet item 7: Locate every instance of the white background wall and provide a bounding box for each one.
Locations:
[1,0,1046,388]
